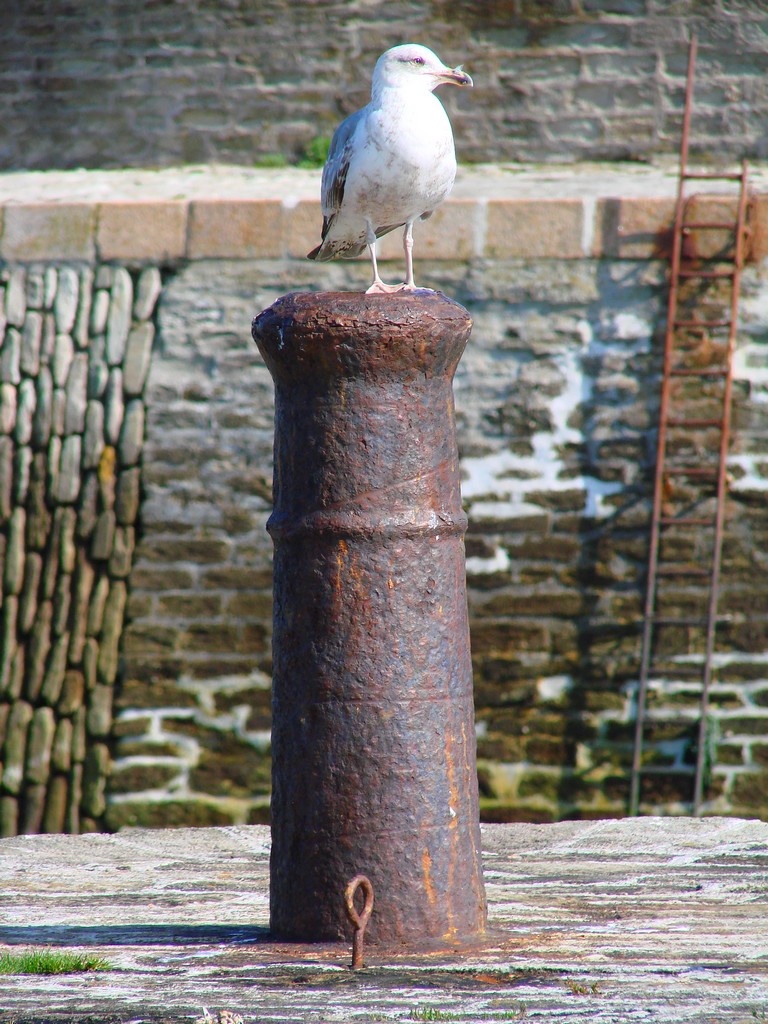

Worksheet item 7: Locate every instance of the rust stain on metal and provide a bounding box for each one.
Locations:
[422,847,437,906]
[252,291,487,948]
[344,874,374,969]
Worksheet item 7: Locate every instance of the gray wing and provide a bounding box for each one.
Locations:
[320,107,365,224]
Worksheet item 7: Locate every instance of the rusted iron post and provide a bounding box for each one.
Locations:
[252,291,486,948]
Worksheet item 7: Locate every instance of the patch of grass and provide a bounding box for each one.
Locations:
[565,980,603,996]
[297,136,332,168]
[253,153,289,168]
[0,948,112,975]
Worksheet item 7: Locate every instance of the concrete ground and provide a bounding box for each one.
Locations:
[0,817,766,1023]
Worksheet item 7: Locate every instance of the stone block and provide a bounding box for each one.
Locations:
[81,742,110,818]
[748,193,768,262]
[104,370,125,446]
[133,267,163,321]
[63,351,88,435]
[0,382,16,435]
[14,378,35,446]
[485,199,584,259]
[25,706,55,784]
[123,322,154,396]
[52,333,74,391]
[188,732,271,797]
[1,204,96,262]
[54,268,80,335]
[109,761,184,794]
[42,774,68,834]
[594,195,675,259]
[65,762,83,833]
[18,552,42,633]
[0,326,21,386]
[32,366,53,448]
[0,436,12,524]
[106,267,133,367]
[86,576,110,638]
[97,581,127,685]
[55,435,82,504]
[49,582,72,644]
[20,310,43,377]
[2,700,34,795]
[59,509,77,581]
[82,400,105,469]
[20,782,46,834]
[87,684,114,738]
[90,289,110,335]
[286,199,322,259]
[51,719,73,773]
[104,798,237,831]
[13,445,32,506]
[4,269,26,327]
[90,509,116,561]
[58,670,85,717]
[108,525,135,579]
[23,600,52,703]
[0,795,18,838]
[97,200,187,262]
[187,200,285,259]
[118,399,144,466]
[3,507,26,595]
[115,467,141,525]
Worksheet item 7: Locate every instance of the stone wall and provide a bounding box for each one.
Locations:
[0,262,160,834]
[1,166,768,832]
[2,1,768,170]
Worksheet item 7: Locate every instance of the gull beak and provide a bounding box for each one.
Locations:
[443,64,473,87]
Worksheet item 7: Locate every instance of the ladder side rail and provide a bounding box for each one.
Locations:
[692,161,750,814]
[630,40,698,817]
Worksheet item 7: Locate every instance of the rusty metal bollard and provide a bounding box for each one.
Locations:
[252,291,487,948]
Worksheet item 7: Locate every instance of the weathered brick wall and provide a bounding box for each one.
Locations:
[1,167,768,831]
[2,0,768,170]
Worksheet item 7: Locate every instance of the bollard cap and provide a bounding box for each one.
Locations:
[252,290,472,386]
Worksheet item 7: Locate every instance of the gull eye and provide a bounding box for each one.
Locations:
[412,56,425,65]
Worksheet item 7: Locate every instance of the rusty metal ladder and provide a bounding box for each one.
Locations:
[629,36,751,817]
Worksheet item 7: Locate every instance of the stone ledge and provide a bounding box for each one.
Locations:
[0,817,766,1022]
[1,163,767,264]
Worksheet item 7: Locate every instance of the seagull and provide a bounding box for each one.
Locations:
[307,43,473,294]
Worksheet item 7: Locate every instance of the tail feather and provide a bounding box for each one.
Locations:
[307,238,368,262]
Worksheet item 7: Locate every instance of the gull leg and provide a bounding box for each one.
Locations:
[401,221,417,291]
[364,222,401,294]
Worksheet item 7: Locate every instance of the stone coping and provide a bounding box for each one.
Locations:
[0,162,766,265]
[0,817,767,1022]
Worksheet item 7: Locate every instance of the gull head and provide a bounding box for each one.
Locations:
[372,44,473,96]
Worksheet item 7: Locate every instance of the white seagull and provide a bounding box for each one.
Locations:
[307,43,473,294]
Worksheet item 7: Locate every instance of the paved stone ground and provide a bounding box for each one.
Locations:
[0,818,766,1023]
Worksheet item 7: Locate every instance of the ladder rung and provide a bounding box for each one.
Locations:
[664,466,719,477]
[683,171,744,181]
[673,319,731,328]
[655,565,710,577]
[652,617,709,626]
[646,664,706,679]
[677,270,735,280]
[659,517,714,526]
[669,367,728,377]
[682,222,737,232]
[666,417,723,428]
